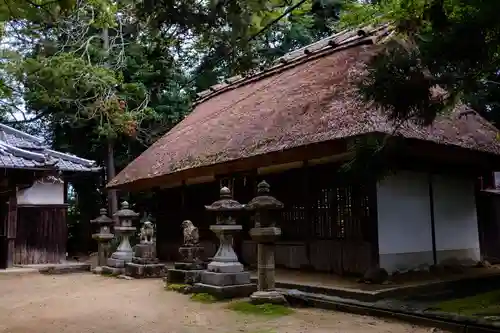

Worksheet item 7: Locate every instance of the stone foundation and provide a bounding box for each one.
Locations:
[250,291,287,305]
[101,265,124,276]
[106,257,126,268]
[167,268,204,285]
[193,283,256,299]
[174,262,205,270]
[125,262,165,278]
[123,244,165,279]
[194,270,256,299]
[201,271,251,286]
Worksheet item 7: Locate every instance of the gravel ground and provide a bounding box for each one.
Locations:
[0,273,445,333]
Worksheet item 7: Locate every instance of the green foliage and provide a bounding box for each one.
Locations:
[227,301,294,317]
[165,284,189,293]
[338,0,500,128]
[340,135,401,181]
[190,293,219,303]
[0,0,342,255]
[435,289,500,317]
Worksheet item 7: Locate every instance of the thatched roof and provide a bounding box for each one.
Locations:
[108,25,500,191]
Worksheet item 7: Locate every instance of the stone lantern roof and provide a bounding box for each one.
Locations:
[205,187,245,212]
[245,181,284,211]
[113,201,140,218]
[90,208,113,225]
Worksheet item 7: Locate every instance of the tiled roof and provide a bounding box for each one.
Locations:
[0,140,56,170]
[108,24,500,191]
[0,123,100,172]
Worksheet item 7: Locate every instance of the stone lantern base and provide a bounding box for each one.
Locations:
[250,290,286,305]
[167,246,205,285]
[102,253,132,275]
[249,227,286,305]
[92,233,114,274]
[125,244,165,278]
[193,225,255,299]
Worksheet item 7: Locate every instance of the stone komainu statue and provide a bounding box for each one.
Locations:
[139,221,155,245]
[181,220,199,247]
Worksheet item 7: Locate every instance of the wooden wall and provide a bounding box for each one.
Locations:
[155,162,379,276]
[6,194,18,267]
[14,205,68,265]
[252,164,378,275]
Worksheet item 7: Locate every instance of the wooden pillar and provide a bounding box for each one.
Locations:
[180,180,187,216]
[6,189,17,268]
[302,161,312,266]
[368,178,380,268]
[63,180,69,204]
[428,173,438,266]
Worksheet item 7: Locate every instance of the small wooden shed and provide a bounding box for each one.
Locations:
[0,124,100,267]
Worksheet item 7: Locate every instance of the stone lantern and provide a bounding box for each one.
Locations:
[91,208,114,274]
[246,180,286,304]
[193,186,255,299]
[102,201,139,275]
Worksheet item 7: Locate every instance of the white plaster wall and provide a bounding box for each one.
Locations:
[432,174,480,262]
[494,172,500,188]
[376,171,433,272]
[376,171,480,273]
[17,182,64,205]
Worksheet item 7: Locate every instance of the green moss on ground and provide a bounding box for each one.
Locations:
[227,301,293,317]
[190,293,219,303]
[435,289,500,317]
[165,283,188,292]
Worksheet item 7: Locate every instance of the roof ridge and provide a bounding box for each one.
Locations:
[0,123,44,144]
[45,148,97,167]
[0,124,101,171]
[194,23,393,106]
[0,140,48,162]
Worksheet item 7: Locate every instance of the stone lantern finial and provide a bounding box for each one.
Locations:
[257,180,270,194]
[220,186,232,198]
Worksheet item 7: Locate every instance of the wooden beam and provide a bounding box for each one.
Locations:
[63,180,69,204]
[109,139,349,192]
[6,189,17,268]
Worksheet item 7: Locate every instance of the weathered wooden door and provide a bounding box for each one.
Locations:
[308,165,377,276]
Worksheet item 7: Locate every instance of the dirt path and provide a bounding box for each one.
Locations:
[0,273,443,333]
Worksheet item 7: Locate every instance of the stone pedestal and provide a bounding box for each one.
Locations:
[92,235,114,274]
[125,243,165,278]
[249,227,285,304]
[167,246,205,285]
[194,224,255,298]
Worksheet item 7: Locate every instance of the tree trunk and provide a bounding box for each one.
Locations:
[107,140,119,225]
[102,27,119,224]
